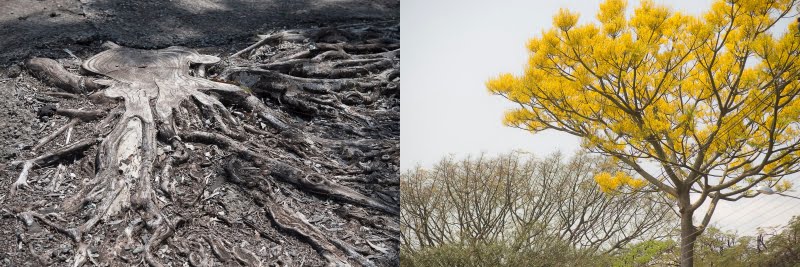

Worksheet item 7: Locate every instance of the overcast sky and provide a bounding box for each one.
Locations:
[401,0,800,235]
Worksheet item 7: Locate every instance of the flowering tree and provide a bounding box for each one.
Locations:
[487,0,800,265]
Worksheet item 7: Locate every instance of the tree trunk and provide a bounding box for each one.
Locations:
[680,209,698,267]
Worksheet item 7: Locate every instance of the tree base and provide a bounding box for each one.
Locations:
[1,22,399,267]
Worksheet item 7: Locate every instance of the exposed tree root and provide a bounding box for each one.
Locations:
[44,91,81,99]
[186,131,397,215]
[32,106,107,151]
[6,22,399,267]
[37,105,108,121]
[11,138,101,194]
[26,57,106,93]
[31,118,77,152]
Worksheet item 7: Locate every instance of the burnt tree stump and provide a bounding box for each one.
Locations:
[9,23,399,267]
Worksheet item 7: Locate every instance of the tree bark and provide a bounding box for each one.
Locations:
[680,208,698,267]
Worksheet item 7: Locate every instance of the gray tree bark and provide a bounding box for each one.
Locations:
[680,209,698,267]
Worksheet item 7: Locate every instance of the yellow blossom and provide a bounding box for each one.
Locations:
[553,8,579,32]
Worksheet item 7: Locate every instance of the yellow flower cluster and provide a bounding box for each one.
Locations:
[596,0,626,36]
[594,171,648,193]
[776,180,794,193]
[553,8,579,32]
[487,0,800,178]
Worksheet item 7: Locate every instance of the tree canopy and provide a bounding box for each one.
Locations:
[400,152,674,265]
[487,0,800,265]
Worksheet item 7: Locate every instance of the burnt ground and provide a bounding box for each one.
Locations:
[0,1,399,266]
[0,0,399,66]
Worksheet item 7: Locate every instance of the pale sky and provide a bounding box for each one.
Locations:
[401,0,800,235]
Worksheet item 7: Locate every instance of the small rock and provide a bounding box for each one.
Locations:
[185,144,195,151]
[342,147,364,160]
[37,104,57,118]
[5,65,21,78]
[1,147,17,159]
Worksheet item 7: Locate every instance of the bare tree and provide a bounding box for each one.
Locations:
[401,151,675,260]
